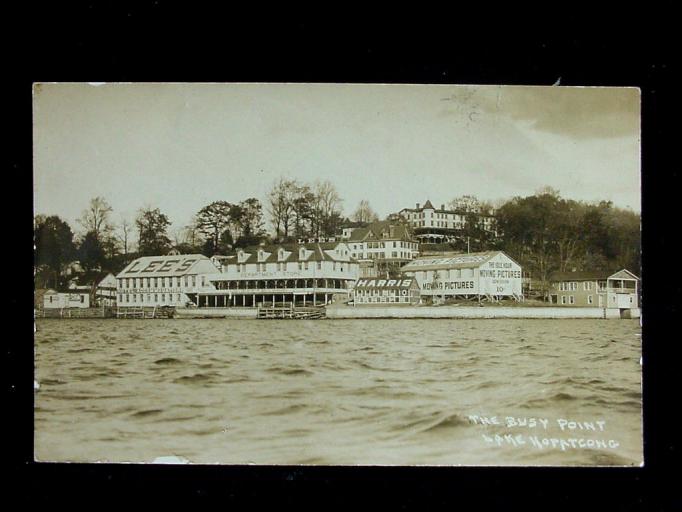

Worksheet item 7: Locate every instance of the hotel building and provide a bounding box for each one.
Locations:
[204,242,359,308]
[116,254,220,307]
[401,250,523,301]
[345,221,419,278]
[398,199,496,244]
[548,269,639,309]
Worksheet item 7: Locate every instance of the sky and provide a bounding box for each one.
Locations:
[33,83,640,235]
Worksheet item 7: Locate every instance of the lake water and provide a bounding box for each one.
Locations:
[34,318,642,466]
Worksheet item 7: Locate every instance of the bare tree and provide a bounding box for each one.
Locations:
[118,216,133,255]
[267,177,299,240]
[79,196,114,240]
[352,199,379,224]
[313,179,343,237]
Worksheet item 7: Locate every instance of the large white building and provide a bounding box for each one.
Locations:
[401,250,523,301]
[116,254,220,307]
[204,242,359,308]
[398,200,496,243]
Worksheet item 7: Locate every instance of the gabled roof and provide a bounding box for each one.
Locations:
[222,242,352,264]
[422,199,435,209]
[347,221,412,242]
[401,251,507,271]
[549,269,640,282]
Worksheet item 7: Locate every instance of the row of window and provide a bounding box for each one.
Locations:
[560,295,596,305]
[353,242,418,250]
[230,261,347,273]
[417,269,475,279]
[119,293,184,304]
[355,296,414,303]
[119,276,196,289]
[355,289,409,296]
[558,281,606,291]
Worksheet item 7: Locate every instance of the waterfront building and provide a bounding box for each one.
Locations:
[401,250,523,302]
[43,289,90,309]
[203,242,359,308]
[352,277,420,305]
[95,272,118,306]
[115,254,220,307]
[548,269,639,308]
[346,221,419,278]
[398,200,496,244]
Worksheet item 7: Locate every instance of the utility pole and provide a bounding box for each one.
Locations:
[467,236,470,254]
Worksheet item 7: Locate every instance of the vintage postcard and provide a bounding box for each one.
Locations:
[33,83,641,465]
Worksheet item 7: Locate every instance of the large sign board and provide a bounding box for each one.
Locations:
[412,253,522,296]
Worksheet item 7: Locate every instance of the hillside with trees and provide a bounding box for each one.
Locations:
[34,182,640,300]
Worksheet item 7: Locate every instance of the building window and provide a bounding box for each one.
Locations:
[191,276,196,287]
[317,261,322,270]
[587,295,593,305]
[569,295,575,305]
[561,296,567,305]
[304,262,309,270]
[161,294,165,303]
[154,294,158,302]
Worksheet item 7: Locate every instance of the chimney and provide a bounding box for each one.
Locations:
[416,203,420,209]
[441,204,445,210]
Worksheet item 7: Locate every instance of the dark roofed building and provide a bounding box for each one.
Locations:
[398,199,497,244]
[201,241,359,308]
[345,221,419,278]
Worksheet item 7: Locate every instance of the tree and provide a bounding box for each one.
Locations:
[267,177,299,240]
[352,199,379,224]
[136,207,172,256]
[118,216,133,255]
[291,186,315,239]
[79,196,114,241]
[34,215,76,289]
[77,231,106,272]
[195,201,233,253]
[231,198,267,244]
[313,179,343,237]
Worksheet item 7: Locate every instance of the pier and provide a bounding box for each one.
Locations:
[36,307,115,319]
[257,304,326,319]
[115,306,176,319]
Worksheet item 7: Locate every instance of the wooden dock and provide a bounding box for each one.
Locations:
[36,307,115,319]
[257,305,326,319]
[115,306,176,319]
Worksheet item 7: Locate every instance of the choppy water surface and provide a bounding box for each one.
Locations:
[34,318,642,465]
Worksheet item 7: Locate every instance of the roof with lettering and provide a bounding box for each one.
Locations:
[215,242,353,265]
[116,254,219,278]
[401,251,515,271]
[354,277,420,290]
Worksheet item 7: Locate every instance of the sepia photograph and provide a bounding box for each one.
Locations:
[33,82,642,466]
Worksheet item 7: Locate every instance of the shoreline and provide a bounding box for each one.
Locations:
[35,306,641,320]
[171,306,640,320]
